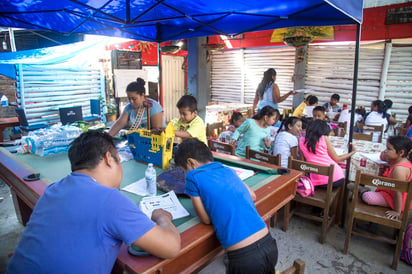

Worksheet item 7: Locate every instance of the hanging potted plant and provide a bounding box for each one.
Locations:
[283,27,326,47]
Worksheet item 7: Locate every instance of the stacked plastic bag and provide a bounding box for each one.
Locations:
[18,124,82,156]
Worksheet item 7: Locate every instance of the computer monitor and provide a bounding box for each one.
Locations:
[59,106,83,125]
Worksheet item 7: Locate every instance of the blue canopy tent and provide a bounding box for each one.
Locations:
[1,0,363,219]
[0,1,362,42]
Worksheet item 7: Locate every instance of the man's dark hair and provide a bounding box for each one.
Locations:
[308,95,318,106]
[174,138,213,170]
[331,94,340,101]
[176,95,198,112]
[68,130,118,172]
[383,99,393,110]
[313,106,325,113]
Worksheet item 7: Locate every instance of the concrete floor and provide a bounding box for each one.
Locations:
[1,180,411,273]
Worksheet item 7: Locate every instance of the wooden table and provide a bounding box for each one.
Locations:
[0,117,19,142]
[0,149,301,273]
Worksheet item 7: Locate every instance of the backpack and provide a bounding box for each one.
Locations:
[400,222,412,265]
[296,175,315,197]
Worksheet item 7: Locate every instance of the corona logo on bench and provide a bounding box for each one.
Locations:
[372,178,395,188]
[300,164,319,173]
[255,154,269,161]
[126,123,174,169]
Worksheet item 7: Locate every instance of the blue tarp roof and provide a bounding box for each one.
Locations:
[0,0,363,43]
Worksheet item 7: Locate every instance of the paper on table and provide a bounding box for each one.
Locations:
[223,164,255,181]
[139,191,189,220]
[360,153,388,165]
[334,147,347,156]
[294,88,314,93]
[122,178,148,196]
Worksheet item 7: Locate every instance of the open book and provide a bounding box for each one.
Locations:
[139,191,189,220]
[223,164,255,181]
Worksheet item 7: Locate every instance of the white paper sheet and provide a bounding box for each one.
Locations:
[122,178,148,196]
[223,164,255,181]
[139,191,189,220]
[360,152,388,165]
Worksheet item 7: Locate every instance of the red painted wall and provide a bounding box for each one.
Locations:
[106,3,412,64]
[207,2,412,48]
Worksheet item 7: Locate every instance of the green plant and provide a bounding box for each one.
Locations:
[283,26,327,38]
[99,96,117,115]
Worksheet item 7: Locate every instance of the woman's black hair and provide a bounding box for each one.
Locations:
[277,116,301,134]
[229,111,244,125]
[126,77,146,95]
[256,68,276,99]
[253,106,279,121]
[304,120,330,153]
[387,136,412,163]
[372,100,386,118]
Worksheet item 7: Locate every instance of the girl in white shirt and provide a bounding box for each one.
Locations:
[273,117,303,168]
[365,100,388,142]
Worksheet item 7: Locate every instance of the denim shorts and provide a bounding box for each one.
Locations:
[226,233,278,274]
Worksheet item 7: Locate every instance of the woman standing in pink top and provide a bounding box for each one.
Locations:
[299,120,356,188]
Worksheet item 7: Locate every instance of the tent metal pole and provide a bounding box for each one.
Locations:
[342,22,361,227]
[8,28,16,52]
[157,42,162,106]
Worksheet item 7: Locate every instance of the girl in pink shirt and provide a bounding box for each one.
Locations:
[299,120,356,188]
[360,136,412,220]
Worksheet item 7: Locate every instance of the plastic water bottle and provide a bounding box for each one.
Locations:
[145,163,157,196]
[343,133,349,147]
[1,95,8,107]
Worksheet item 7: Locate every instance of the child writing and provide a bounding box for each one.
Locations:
[302,95,318,118]
[173,95,207,145]
[230,106,280,158]
[174,138,278,273]
[218,111,245,144]
[358,136,412,220]
[299,120,356,188]
[273,116,302,168]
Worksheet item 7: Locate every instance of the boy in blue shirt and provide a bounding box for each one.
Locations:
[174,138,278,273]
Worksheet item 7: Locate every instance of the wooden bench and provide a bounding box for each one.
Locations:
[0,117,19,142]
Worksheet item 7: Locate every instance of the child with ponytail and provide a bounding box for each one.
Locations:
[359,136,412,220]
[273,116,302,168]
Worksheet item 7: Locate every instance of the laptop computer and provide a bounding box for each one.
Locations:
[59,106,83,125]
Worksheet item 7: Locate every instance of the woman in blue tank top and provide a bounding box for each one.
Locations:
[252,68,294,114]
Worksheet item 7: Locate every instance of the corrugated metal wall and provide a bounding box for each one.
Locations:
[161,55,185,123]
[210,50,243,103]
[305,43,385,108]
[210,47,295,110]
[16,64,104,125]
[210,42,411,123]
[384,44,412,122]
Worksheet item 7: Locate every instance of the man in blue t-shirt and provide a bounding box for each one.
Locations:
[7,131,180,273]
[174,138,278,273]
